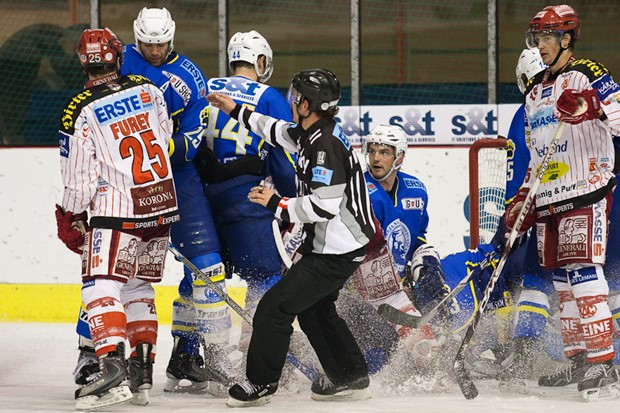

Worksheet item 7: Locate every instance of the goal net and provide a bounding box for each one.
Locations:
[469,137,508,249]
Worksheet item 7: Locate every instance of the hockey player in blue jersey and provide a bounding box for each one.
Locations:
[128,8,237,393]
[193,30,297,371]
[73,7,234,394]
[361,125,449,314]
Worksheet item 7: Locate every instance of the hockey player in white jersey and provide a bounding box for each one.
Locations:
[506,4,620,400]
[55,28,178,410]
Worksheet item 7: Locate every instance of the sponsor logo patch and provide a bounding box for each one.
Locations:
[312,166,333,185]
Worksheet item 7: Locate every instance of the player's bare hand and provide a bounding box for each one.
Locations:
[207,93,236,115]
[248,183,275,207]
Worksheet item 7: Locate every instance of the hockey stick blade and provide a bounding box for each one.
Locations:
[377,304,422,328]
[378,250,497,328]
[453,122,568,400]
[377,269,476,328]
[167,243,320,381]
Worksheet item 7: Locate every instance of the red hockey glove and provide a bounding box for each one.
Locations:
[554,88,601,124]
[504,188,536,237]
[55,204,89,254]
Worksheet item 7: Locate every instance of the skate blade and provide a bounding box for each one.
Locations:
[310,388,372,402]
[499,379,531,395]
[225,395,272,407]
[204,381,229,398]
[131,389,149,406]
[75,385,132,411]
[581,383,620,402]
[163,378,209,394]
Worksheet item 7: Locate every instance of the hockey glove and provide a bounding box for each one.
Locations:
[471,255,511,311]
[404,244,451,314]
[55,204,88,254]
[504,187,535,237]
[554,88,601,124]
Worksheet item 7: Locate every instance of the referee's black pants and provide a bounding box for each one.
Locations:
[246,246,369,386]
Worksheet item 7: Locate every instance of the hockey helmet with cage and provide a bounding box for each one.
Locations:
[515,48,546,94]
[526,5,580,49]
[228,30,273,83]
[133,7,176,53]
[363,124,408,159]
[77,28,123,72]
[289,69,340,115]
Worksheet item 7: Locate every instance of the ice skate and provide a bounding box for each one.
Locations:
[129,343,153,405]
[498,338,536,394]
[164,336,211,393]
[538,351,588,387]
[202,343,243,396]
[74,343,132,411]
[226,379,278,407]
[310,374,371,401]
[578,361,620,402]
[73,345,100,386]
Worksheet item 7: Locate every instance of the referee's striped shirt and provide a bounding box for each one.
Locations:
[235,106,375,255]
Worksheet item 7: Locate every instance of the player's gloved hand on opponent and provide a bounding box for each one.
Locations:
[55,204,88,254]
[504,187,536,237]
[554,88,601,124]
[404,244,451,315]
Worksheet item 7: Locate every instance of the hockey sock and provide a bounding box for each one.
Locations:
[82,279,127,358]
[123,279,158,358]
[513,288,550,340]
[193,261,231,346]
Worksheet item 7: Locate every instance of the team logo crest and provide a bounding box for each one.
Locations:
[385,219,411,274]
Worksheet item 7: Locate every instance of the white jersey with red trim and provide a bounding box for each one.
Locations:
[523,58,620,211]
[59,74,178,229]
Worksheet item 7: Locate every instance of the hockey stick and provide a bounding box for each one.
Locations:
[167,243,320,382]
[453,121,568,400]
[377,249,499,328]
[272,219,293,269]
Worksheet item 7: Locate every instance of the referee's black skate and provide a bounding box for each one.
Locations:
[310,374,371,401]
[538,351,588,387]
[74,343,132,411]
[226,379,278,407]
[578,361,620,401]
[129,343,153,405]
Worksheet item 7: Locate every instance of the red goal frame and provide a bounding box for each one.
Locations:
[469,137,507,249]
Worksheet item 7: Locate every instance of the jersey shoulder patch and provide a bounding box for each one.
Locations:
[332,124,352,150]
[59,89,96,134]
[568,58,610,82]
[524,70,545,95]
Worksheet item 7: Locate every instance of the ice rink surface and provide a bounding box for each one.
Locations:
[0,322,615,413]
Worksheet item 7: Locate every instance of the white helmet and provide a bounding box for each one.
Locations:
[363,125,408,181]
[133,7,176,52]
[516,48,545,94]
[227,30,273,83]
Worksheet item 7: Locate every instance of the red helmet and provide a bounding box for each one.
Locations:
[77,28,123,71]
[527,5,580,48]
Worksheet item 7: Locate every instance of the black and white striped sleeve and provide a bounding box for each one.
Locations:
[234,105,299,154]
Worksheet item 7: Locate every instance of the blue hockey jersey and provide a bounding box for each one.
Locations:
[121,44,209,165]
[365,171,429,277]
[204,75,293,164]
[505,104,531,203]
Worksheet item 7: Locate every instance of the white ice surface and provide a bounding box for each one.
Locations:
[0,322,615,413]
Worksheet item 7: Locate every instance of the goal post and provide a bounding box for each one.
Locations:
[469,137,508,249]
